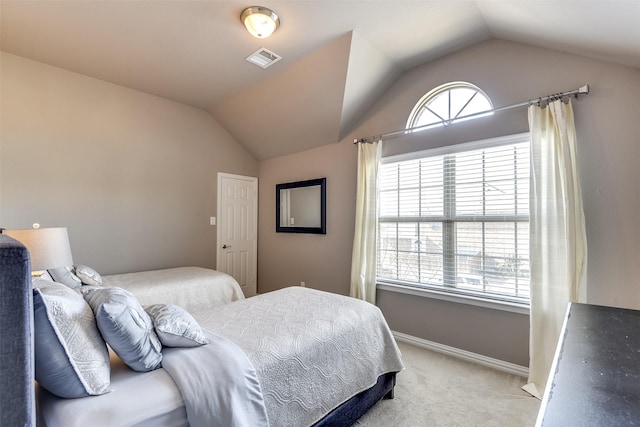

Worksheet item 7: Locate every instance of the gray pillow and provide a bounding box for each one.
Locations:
[83,287,162,372]
[48,266,82,289]
[75,265,103,286]
[145,304,209,348]
[32,280,110,398]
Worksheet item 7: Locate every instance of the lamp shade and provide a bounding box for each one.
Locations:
[4,227,73,271]
[241,6,280,38]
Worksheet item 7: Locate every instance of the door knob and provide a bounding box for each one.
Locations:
[222,244,231,249]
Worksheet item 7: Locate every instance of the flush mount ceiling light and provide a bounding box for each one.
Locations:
[241,6,280,39]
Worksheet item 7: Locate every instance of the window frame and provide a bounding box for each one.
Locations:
[376,133,531,314]
[406,81,494,131]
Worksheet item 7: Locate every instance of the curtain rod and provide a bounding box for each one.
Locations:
[353,84,590,144]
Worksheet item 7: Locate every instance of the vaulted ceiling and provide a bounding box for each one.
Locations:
[2,1,639,160]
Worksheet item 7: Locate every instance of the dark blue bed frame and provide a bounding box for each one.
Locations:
[315,372,396,426]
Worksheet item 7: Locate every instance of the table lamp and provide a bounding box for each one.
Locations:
[3,226,73,276]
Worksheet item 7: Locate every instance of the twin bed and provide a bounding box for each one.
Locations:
[1,234,404,427]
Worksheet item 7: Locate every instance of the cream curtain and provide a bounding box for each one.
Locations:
[350,139,382,304]
[523,100,588,399]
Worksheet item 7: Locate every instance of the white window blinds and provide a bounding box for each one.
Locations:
[377,134,530,304]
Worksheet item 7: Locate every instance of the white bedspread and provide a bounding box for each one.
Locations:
[102,266,244,312]
[192,287,405,426]
[162,330,268,427]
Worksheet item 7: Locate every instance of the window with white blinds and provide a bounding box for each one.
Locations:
[377,134,530,304]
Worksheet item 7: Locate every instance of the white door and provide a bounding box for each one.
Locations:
[217,173,258,297]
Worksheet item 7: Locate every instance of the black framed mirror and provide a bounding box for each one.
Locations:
[276,178,326,234]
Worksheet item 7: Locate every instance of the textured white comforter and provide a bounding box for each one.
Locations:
[102,266,245,311]
[192,287,405,426]
[37,285,403,427]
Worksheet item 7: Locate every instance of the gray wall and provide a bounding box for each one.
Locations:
[0,52,258,275]
[258,39,640,366]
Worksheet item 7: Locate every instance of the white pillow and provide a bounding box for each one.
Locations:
[75,265,103,286]
[36,271,54,281]
[32,280,110,398]
[145,304,209,348]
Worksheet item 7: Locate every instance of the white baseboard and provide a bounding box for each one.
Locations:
[392,331,529,378]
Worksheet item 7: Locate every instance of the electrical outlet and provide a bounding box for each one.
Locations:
[210,217,216,226]
[300,281,305,287]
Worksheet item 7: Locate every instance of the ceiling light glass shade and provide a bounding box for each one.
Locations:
[241,6,280,39]
[4,227,73,272]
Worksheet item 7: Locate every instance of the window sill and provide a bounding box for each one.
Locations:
[377,282,530,315]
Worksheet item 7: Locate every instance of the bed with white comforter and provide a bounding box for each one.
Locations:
[102,266,245,310]
[37,285,404,427]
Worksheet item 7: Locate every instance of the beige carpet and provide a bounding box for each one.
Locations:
[355,341,540,427]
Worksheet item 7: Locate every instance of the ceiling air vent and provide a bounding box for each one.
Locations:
[245,47,282,69]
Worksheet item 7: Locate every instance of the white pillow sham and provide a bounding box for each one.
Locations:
[145,304,209,348]
[32,280,110,398]
[75,265,103,286]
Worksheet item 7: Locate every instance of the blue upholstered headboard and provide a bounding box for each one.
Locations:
[0,234,36,426]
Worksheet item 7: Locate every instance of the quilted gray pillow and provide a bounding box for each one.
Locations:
[32,280,110,398]
[145,304,209,348]
[83,287,162,372]
[75,265,103,286]
[48,266,82,289]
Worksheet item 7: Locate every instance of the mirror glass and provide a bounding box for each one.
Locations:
[276,178,326,234]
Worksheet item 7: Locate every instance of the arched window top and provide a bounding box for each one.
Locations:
[407,82,493,131]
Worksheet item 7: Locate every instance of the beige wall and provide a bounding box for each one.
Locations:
[0,52,258,275]
[258,39,640,366]
[259,141,357,294]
